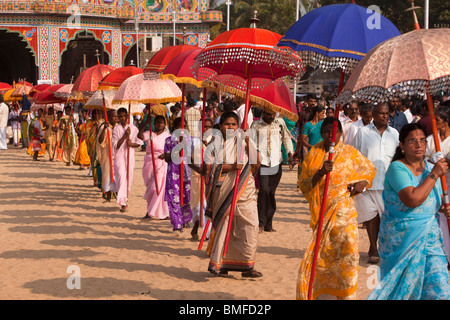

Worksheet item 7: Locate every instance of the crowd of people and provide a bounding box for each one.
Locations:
[1,88,450,300]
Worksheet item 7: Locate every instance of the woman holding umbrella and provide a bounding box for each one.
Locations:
[203,111,262,278]
[298,117,376,300]
[368,123,450,300]
[139,115,171,220]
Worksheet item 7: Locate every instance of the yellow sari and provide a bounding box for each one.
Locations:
[75,123,90,167]
[298,140,376,300]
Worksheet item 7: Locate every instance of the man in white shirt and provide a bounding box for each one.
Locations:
[236,103,253,129]
[251,110,293,233]
[352,103,399,264]
[343,103,373,145]
[0,95,9,150]
[399,98,413,123]
[341,100,361,142]
[8,103,21,146]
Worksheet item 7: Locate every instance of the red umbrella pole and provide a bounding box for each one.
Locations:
[180,83,186,206]
[426,90,450,228]
[307,69,344,300]
[148,104,160,195]
[200,87,207,228]
[101,91,114,184]
[222,65,253,258]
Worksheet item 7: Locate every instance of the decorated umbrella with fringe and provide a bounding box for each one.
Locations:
[72,63,116,99]
[33,88,67,105]
[194,12,304,256]
[339,28,450,245]
[113,73,183,198]
[29,84,50,98]
[275,2,401,300]
[203,74,298,122]
[144,44,199,74]
[98,66,143,90]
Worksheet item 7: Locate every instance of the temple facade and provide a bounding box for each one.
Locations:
[0,0,222,84]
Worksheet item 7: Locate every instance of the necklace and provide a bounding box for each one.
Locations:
[402,157,424,177]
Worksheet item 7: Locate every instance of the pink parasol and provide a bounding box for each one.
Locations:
[113,73,183,197]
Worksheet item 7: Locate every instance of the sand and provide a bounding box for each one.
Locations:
[0,146,374,300]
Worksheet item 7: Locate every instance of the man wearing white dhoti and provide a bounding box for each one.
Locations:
[352,103,399,264]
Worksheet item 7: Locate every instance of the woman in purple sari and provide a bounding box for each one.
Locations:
[164,117,193,235]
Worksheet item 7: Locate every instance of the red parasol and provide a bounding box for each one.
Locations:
[144,44,198,74]
[195,13,303,255]
[33,88,67,105]
[203,74,298,122]
[72,63,116,98]
[0,82,12,92]
[98,66,143,90]
[29,84,50,98]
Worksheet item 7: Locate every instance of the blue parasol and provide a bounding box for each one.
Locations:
[277,3,400,73]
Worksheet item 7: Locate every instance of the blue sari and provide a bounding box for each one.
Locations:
[368,160,450,300]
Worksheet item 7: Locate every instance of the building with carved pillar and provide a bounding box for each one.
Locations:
[0,0,222,84]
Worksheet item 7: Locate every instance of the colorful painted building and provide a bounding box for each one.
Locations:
[0,0,222,84]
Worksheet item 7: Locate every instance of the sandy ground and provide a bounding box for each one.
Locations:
[0,146,375,300]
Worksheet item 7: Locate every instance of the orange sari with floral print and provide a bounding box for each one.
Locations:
[298,140,376,300]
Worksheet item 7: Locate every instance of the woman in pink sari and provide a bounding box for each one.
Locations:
[112,107,143,212]
[139,115,171,220]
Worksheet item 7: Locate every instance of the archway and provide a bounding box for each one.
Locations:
[59,30,110,84]
[0,30,38,84]
[123,42,142,68]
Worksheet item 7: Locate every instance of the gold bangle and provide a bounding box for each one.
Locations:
[429,173,438,181]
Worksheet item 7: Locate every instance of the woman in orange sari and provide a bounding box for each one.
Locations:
[298,117,376,300]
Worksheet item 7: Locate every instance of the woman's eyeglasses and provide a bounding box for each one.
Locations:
[406,138,427,146]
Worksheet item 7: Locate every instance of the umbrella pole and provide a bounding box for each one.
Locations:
[222,65,253,259]
[426,90,450,226]
[148,104,160,195]
[180,83,186,206]
[102,91,114,184]
[307,69,345,300]
[200,87,207,228]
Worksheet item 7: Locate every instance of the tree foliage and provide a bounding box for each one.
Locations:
[209,0,450,38]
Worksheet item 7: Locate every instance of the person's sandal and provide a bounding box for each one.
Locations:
[217,270,228,277]
[242,270,263,278]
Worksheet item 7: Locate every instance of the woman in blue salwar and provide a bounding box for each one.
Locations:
[368,123,450,300]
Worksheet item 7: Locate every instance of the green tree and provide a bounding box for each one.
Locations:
[318,0,450,33]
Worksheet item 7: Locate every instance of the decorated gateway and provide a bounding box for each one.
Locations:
[0,0,222,84]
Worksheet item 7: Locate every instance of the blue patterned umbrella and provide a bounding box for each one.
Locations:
[277,3,400,74]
